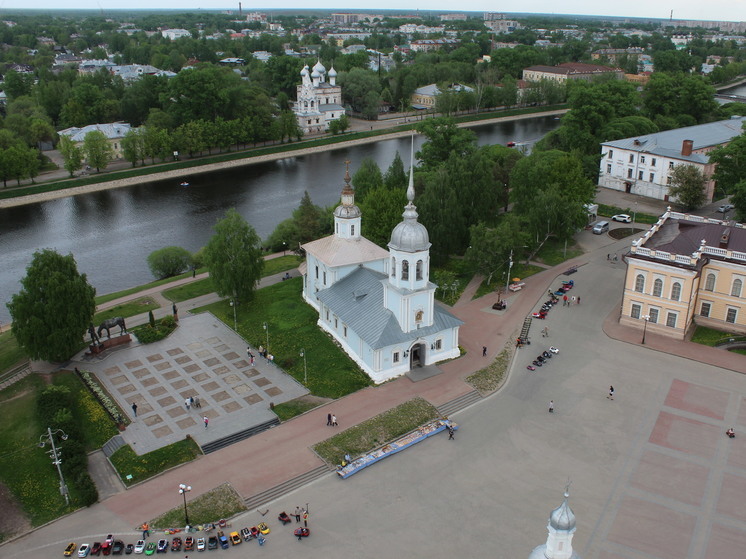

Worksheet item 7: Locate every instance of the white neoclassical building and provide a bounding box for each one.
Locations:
[300,158,462,384]
[293,60,345,135]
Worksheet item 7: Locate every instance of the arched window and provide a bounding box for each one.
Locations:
[351,225,355,236]
[416,260,423,281]
[401,260,409,280]
[635,274,645,293]
[391,257,396,277]
[732,279,743,297]
[310,100,314,107]
[705,273,716,292]
[671,282,682,301]
[653,278,663,297]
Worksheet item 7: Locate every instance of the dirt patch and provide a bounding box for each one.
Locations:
[293,394,333,405]
[0,482,31,541]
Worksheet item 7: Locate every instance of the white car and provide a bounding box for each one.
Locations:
[197,537,206,552]
[611,214,632,223]
[77,544,90,558]
[718,204,734,213]
[134,540,145,554]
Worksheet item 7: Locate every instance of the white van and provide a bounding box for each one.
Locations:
[592,221,609,235]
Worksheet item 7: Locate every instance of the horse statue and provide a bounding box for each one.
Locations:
[98,317,127,339]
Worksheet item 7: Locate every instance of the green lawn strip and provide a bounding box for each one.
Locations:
[110,438,202,487]
[162,256,303,303]
[193,277,371,399]
[272,399,322,421]
[597,203,659,225]
[473,262,546,300]
[0,375,74,527]
[467,342,513,395]
[433,258,476,305]
[533,238,584,267]
[150,483,246,529]
[0,330,26,373]
[94,268,207,305]
[691,325,746,346]
[312,398,439,466]
[93,297,160,323]
[52,371,119,450]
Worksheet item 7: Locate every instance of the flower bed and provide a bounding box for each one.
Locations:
[75,368,127,424]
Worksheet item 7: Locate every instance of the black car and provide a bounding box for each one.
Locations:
[124,544,134,555]
[111,541,124,555]
[207,536,218,550]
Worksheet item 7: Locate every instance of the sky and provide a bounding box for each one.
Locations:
[1,1,744,23]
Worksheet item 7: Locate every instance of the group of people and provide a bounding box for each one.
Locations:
[326,413,338,426]
[184,395,201,410]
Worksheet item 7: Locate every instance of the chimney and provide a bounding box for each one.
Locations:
[720,227,731,248]
[681,139,693,156]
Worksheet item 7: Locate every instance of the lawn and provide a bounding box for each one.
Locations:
[432,258,476,305]
[0,330,26,373]
[93,297,160,323]
[312,398,439,466]
[691,325,745,346]
[0,375,76,529]
[94,268,207,305]
[150,483,246,528]
[194,277,371,399]
[110,438,203,487]
[272,398,323,421]
[52,371,119,450]
[533,237,584,267]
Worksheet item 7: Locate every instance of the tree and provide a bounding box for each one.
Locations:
[204,208,264,304]
[352,158,383,201]
[357,185,407,247]
[82,130,114,172]
[668,164,706,210]
[58,136,83,178]
[384,151,408,191]
[121,129,144,167]
[466,215,529,286]
[328,114,350,135]
[147,246,193,279]
[709,133,746,195]
[7,249,96,361]
[415,117,477,170]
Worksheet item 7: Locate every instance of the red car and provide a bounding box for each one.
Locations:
[90,543,102,556]
[184,537,194,551]
[170,537,182,552]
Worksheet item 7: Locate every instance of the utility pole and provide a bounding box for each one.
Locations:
[40,427,69,506]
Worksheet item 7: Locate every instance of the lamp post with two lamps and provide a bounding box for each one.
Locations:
[641,314,651,345]
[299,348,308,385]
[178,483,192,526]
[39,427,70,506]
[229,298,237,331]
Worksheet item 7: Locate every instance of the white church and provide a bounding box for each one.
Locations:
[300,154,462,384]
[293,60,345,135]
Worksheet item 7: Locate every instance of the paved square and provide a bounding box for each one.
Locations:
[77,313,308,453]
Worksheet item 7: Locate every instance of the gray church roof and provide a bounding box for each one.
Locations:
[316,267,462,349]
[602,116,746,164]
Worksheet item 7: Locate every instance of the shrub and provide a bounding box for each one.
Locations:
[148,310,156,328]
[160,315,176,328]
[132,316,178,344]
[192,246,206,268]
[37,385,74,425]
[147,246,193,279]
[74,471,99,506]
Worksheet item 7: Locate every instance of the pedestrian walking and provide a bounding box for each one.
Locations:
[185,398,191,411]
[332,414,338,426]
[482,346,487,357]
[327,413,332,426]
[203,416,209,429]
[303,510,308,527]
[607,386,614,400]
[294,506,301,523]
[541,326,548,338]
[563,294,568,306]
[571,295,576,304]
[549,400,554,413]
[142,522,150,539]
[131,402,138,417]
[194,397,201,408]
[448,426,455,440]
[173,303,178,320]
[577,296,581,305]
[192,267,196,278]
[607,254,610,261]
[190,396,195,407]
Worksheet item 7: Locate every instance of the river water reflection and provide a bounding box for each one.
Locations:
[0,115,559,322]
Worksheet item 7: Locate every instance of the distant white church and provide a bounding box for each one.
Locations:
[293,60,345,135]
[300,156,462,384]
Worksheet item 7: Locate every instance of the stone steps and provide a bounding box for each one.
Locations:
[201,418,281,455]
[437,389,482,417]
[243,465,331,511]
[102,434,126,457]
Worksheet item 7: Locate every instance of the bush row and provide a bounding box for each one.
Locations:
[132,314,177,344]
[75,368,126,424]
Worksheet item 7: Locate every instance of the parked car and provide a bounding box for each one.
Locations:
[718,204,735,213]
[170,537,182,552]
[133,541,145,554]
[217,531,229,550]
[229,532,241,546]
[78,544,90,557]
[611,214,632,223]
[144,542,156,556]
[124,543,134,555]
[207,535,218,550]
[592,221,610,234]
[196,537,206,552]
[184,537,194,551]
[65,543,77,557]
[112,541,124,555]
[91,543,102,556]
[156,539,168,553]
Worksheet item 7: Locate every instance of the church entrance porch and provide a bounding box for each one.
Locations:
[409,343,426,368]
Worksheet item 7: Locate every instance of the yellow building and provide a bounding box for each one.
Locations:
[621,208,746,339]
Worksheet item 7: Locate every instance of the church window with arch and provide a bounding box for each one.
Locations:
[416,260,423,281]
[401,260,409,280]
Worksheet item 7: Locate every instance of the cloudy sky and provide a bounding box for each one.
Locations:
[3,1,744,21]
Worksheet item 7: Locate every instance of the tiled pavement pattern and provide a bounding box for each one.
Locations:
[76,313,308,454]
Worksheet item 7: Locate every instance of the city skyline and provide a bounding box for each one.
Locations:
[0,2,744,24]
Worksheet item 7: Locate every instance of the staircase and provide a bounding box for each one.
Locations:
[519,316,532,341]
[437,390,482,417]
[244,465,330,510]
[102,434,126,457]
[201,418,280,455]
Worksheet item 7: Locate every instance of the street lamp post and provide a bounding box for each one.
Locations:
[300,348,307,385]
[282,242,287,256]
[229,299,237,331]
[39,427,70,506]
[263,322,269,353]
[641,314,650,345]
[178,483,192,526]
[632,201,638,230]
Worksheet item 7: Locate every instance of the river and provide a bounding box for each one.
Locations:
[0,115,559,323]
